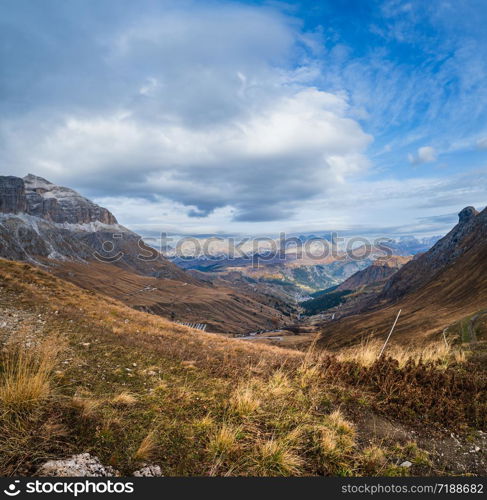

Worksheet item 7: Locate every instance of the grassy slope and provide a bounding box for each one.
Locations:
[48,260,294,334]
[318,242,487,347]
[0,259,485,476]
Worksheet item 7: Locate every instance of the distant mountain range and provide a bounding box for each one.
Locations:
[171,234,439,294]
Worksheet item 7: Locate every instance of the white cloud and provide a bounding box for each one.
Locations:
[5,88,371,221]
[476,137,487,150]
[0,5,372,223]
[408,145,437,164]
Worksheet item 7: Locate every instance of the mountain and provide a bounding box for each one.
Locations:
[318,206,487,347]
[171,235,440,295]
[379,207,481,301]
[385,236,441,256]
[0,174,189,280]
[336,256,411,292]
[0,175,296,333]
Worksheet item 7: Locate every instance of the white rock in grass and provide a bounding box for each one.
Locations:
[37,453,119,477]
[132,465,163,477]
[400,461,412,468]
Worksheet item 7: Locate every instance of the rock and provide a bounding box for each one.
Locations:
[380,205,485,302]
[23,174,118,225]
[132,465,163,477]
[400,461,412,468]
[0,174,190,282]
[37,453,119,477]
[0,176,27,214]
[458,206,479,224]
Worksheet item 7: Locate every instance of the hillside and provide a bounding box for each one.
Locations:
[0,258,485,476]
[0,260,485,476]
[318,207,487,347]
[336,256,411,292]
[50,260,295,334]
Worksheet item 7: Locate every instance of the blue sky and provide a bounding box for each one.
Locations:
[1,0,487,237]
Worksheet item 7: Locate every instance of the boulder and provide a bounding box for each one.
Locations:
[132,464,163,477]
[37,453,119,477]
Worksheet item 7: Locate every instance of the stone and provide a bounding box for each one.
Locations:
[132,465,163,477]
[400,461,412,468]
[23,174,118,225]
[0,176,27,214]
[458,206,479,224]
[37,453,119,477]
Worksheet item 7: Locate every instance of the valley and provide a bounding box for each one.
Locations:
[0,174,486,477]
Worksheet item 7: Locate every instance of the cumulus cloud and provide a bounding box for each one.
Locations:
[0,2,371,223]
[408,146,437,164]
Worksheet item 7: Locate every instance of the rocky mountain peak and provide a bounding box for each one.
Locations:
[0,176,27,214]
[0,174,117,225]
[380,205,486,302]
[458,206,479,224]
[23,173,54,188]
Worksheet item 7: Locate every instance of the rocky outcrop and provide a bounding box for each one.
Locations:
[0,174,197,283]
[0,174,117,224]
[0,176,27,214]
[37,454,119,477]
[132,464,163,477]
[36,454,164,477]
[458,206,479,224]
[380,206,485,302]
[23,174,117,225]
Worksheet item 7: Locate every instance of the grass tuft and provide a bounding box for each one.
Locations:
[0,337,62,412]
[229,384,260,417]
[111,392,137,406]
[135,431,158,461]
[251,438,304,476]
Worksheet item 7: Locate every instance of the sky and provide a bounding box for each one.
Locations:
[1,0,487,238]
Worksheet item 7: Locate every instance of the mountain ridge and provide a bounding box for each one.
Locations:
[317,206,487,347]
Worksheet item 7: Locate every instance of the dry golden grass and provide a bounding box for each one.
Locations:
[360,446,387,473]
[229,384,260,417]
[111,392,137,406]
[316,426,339,455]
[193,414,214,431]
[333,338,466,368]
[324,409,356,437]
[265,369,293,396]
[0,337,63,411]
[251,438,304,476]
[71,397,101,419]
[208,423,242,458]
[134,431,157,461]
